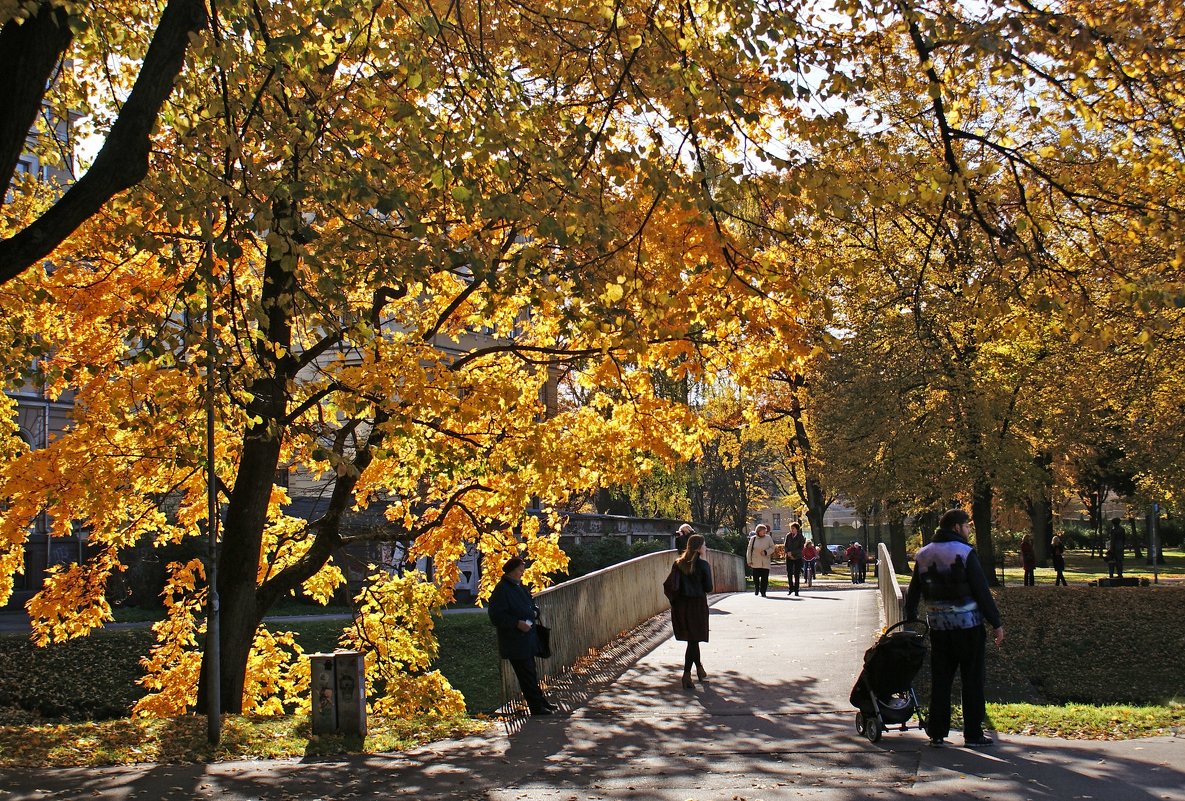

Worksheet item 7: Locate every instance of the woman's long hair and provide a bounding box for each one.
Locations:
[676,534,705,574]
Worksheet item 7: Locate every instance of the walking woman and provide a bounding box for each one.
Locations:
[671,533,713,689]
[784,522,806,596]
[747,523,775,597]
[1051,532,1068,586]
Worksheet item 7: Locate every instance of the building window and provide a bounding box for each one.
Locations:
[773,513,782,531]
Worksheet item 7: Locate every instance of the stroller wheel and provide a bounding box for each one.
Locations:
[855,711,867,735]
[864,716,883,743]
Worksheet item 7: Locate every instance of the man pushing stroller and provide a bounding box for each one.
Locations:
[905,509,1004,749]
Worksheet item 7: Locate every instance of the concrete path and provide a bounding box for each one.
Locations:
[2,582,1182,801]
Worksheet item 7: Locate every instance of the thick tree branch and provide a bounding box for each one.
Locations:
[0,0,208,284]
[0,3,72,194]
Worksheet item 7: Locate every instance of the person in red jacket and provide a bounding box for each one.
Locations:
[1020,533,1037,586]
[801,540,819,588]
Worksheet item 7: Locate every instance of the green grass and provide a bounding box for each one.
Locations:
[0,610,500,769]
[987,702,1185,739]
[0,713,490,769]
[992,548,1185,586]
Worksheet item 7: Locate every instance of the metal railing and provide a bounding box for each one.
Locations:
[499,548,746,706]
[877,541,905,630]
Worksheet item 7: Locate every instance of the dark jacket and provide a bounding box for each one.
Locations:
[675,557,713,598]
[487,576,540,660]
[785,531,806,560]
[671,557,713,642]
[904,529,1001,630]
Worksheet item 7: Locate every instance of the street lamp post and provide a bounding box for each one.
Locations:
[202,235,221,746]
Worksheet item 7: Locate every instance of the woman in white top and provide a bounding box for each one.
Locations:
[746,524,776,597]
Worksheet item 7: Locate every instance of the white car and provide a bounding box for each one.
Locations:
[826,544,846,564]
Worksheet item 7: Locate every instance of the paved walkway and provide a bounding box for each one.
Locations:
[2,581,1182,800]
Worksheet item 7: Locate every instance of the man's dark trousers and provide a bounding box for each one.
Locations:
[509,656,548,712]
[927,624,987,740]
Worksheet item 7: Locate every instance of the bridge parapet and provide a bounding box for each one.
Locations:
[499,548,745,707]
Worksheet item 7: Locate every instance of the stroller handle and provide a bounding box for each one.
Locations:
[885,619,929,637]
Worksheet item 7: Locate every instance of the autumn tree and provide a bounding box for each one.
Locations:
[778,0,1185,575]
[0,0,808,714]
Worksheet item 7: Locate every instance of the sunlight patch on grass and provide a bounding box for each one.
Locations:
[988,702,1185,739]
[0,713,492,769]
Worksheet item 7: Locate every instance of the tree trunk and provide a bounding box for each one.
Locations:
[199,201,299,713]
[213,430,283,712]
[0,3,72,192]
[1026,496,1052,567]
[803,476,830,548]
[971,478,999,587]
[916,509,940,546]
[887,507,909,575]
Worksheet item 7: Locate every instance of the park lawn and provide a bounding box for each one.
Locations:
[0,611,501,769]
[992,548,1185,587]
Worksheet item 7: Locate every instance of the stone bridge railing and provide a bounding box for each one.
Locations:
[877,541,905,629]
[499,548,746,709]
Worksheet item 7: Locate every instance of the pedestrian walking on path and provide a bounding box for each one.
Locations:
[1051,532,1068,585]
[669,533,713,689]
[784,521,805,596]
[487,556,556,716]
[747,523,775,597]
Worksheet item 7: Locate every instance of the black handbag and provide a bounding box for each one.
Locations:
[663,564,682,602]
[535,620,552,659]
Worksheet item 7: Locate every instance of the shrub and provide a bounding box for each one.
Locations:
[1158,517,1183,548]
[706,531,746,559]
[560,538,633,579]
[629,538,669,558]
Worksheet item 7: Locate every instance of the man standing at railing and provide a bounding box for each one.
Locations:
[905,509,1004,749]
[488,556,557,716]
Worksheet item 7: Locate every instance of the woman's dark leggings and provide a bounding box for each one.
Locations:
[683,641,702,673]
[786,559,802,593]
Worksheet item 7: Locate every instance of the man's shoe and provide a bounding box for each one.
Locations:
[964,735,994,747]
[927,737,947,748]
[530,707,553,716]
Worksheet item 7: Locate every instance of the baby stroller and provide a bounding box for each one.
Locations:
[849,620,928,742]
